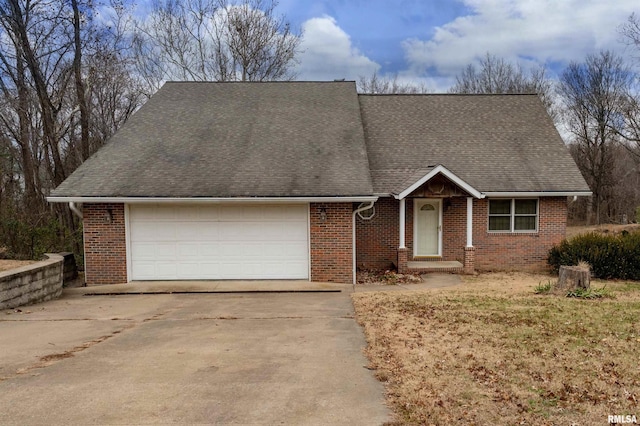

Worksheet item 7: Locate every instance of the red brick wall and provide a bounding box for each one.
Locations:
[356,196,567,271]
[472,197,567,271]
[83,203,128,285]
[310,203,353,283]
[356,197,399,269]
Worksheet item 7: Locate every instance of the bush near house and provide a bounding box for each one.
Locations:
[548,231,640,280]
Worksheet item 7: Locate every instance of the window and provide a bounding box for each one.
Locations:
[488,199,538,232]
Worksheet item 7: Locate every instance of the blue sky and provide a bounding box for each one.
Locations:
[270,0,638,90]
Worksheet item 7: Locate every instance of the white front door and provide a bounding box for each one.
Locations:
[414,199,442,256]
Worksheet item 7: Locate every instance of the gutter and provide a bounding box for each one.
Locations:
[352,201,375,287]
[69,202,83,219]
[481,191,592,197]
[48,196,378,204]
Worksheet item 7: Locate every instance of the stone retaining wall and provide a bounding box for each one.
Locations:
[0,253,64,310]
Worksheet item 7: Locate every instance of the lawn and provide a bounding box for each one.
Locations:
[353,273,640,425]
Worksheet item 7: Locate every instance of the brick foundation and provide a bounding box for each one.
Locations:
[309,203,353,284]
[464,247,475,274]
[397,248,408,273]
[83,203,128,285]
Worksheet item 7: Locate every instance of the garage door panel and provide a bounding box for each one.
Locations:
[198,243,221,256]
[132,262,156,279]
[176,262,200,278]
[280,242,308,257]
[131,223,176,242]
[154,243,177,259]
[176,243,199,258]
[131,242,156,260]
[175,222,219,240]
[156,262,177,277]
[197,262,221,276]
[129,204,309,280]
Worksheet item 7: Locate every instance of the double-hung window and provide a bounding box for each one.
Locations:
[488,199,538,232]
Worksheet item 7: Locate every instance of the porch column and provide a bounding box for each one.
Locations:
[399,198,406,248]
[397,198,408,273]
[464,197,475,274]
[466,197,473,247]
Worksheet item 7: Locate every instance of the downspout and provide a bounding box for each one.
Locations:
[352,201,375,288]
[69,202,83,219]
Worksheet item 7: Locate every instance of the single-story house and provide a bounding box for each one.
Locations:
[48,81,591,285]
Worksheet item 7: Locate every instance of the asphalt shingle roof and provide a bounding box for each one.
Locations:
[51,84,590,199]
[358,94,591,194]
[51,81,374,198]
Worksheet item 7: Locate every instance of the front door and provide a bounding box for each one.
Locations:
[414,199,442,256]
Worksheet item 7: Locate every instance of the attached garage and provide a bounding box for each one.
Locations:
[128,204,309,280]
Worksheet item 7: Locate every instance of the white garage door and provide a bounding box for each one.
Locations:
[128,204,309,280]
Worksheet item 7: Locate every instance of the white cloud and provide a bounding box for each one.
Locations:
[401,0,638,78]
[295,15,380,81]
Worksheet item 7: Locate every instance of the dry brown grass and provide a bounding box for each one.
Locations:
[353,272,640,425]
[0,259,35,272]
[567,223,640,239]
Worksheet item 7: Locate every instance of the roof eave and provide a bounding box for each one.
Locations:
[47,195,379,204]
[481,191,593,197]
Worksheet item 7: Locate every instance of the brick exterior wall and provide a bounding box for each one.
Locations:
[356,196,567,272]
[309,203,353,283]
[472,197,568,271]
[356,197,399,270]
[83,203,128,285]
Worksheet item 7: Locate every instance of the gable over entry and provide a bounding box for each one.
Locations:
[394,165,483,266]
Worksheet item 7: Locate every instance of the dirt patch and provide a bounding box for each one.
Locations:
[0,260,35,273]
[353,272,640,425]
[357,269,423,286]
[567,223,640,239]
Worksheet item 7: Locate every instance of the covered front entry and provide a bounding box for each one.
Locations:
[395,165,483,274]
[128,204,309,280]
[413,199,442,256]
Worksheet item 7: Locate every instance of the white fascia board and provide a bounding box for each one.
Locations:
[47,196,379,204]
[482,191,592,197]
[394,165,484,200]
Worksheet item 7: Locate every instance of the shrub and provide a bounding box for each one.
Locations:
[548,230,640,280]
[0,214,81,260]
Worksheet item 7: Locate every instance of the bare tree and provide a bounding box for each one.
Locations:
[558,50,633,224]
[621,13,640,60]
[133,0,301,93]
[616,13,640,158]
[357,70,429,94]
[450,53,557,122]
[0,0,144,258]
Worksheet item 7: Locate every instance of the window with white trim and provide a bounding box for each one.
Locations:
[488,199,538,232]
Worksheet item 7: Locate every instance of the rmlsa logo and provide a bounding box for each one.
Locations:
[608,414,638,424]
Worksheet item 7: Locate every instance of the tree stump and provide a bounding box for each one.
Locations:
[556,265,590,292]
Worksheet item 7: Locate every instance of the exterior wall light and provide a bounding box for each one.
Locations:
[105,208,113,224]
[319,206,327,221]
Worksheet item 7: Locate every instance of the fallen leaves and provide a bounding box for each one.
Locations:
[353,272,640,425]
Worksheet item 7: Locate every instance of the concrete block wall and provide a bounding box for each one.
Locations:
[0,253,64,310]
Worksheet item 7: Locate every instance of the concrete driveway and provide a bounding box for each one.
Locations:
[0,284,391,425]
